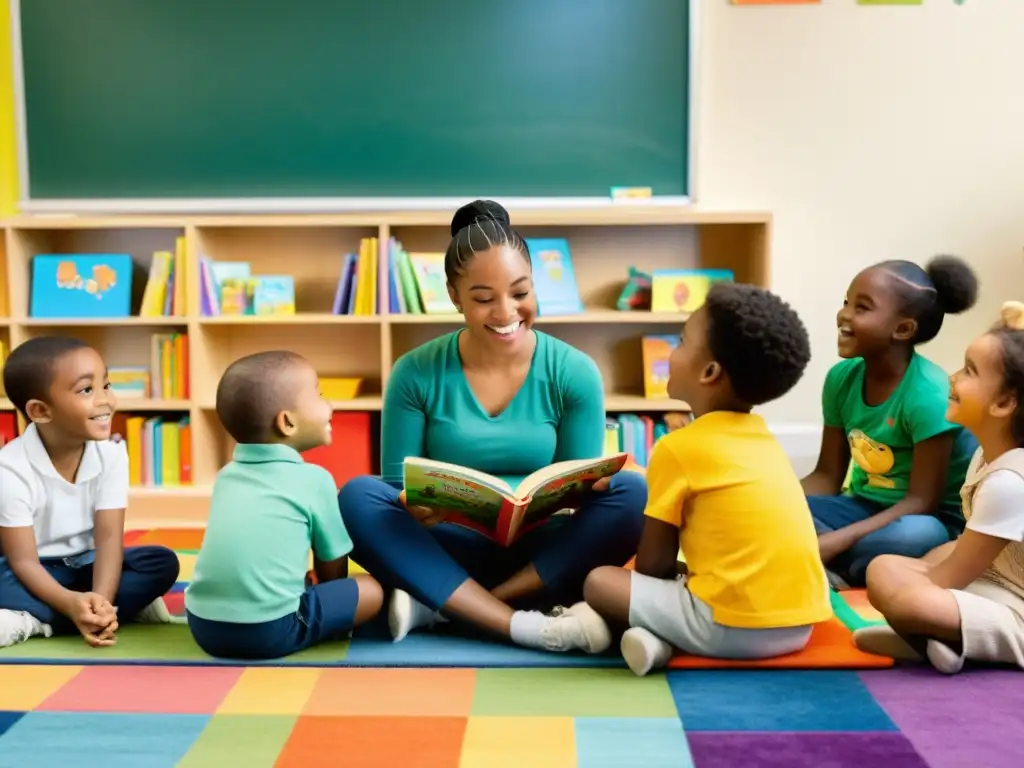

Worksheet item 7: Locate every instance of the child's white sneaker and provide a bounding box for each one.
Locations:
[0,609,53,648]
[389,589,446,642]
[135,598,184,625]
[620,627,673,676]
[509,602,612,654]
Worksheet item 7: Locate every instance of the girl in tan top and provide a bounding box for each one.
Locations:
[855,301,1024,674]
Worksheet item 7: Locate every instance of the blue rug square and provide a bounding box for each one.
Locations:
[0,712,210,766]
[667,670,897,732]
[0,710,25,736]
[345,630,624,668]
[575,717,694,767]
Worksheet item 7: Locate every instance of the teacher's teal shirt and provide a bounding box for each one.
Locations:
[381,330,606,488]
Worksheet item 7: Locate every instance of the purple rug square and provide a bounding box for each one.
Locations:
[861,667,1024,768]
[686,732,929,768]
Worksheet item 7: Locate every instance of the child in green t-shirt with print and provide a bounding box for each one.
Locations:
[801,255,980,587]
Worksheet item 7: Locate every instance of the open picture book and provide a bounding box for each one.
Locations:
[403,452,631,547]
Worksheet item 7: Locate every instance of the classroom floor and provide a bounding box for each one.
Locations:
[0,531,1021,767]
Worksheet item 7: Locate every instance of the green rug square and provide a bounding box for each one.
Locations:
[472,668,677,718]
[178,715,298,767]
[0,624,350,665]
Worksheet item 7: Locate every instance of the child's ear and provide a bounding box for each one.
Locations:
[893,318,917,342]
[990,391,1018,421]
[25,399,51,424]
[699,361,723,385]
[273,410,299,437]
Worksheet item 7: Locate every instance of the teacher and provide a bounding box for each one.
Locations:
[338,200,647,654]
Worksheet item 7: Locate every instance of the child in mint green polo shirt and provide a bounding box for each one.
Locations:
[185,351,383,660]
[802,256,979,588]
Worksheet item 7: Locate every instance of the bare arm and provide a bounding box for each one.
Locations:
[819,433,954,561]
[91,508,125,603]
[314,556,349,584]
[0,526,77,616]
[801,426,850,497]
[928,530,1008,591]
[634,518,682,581]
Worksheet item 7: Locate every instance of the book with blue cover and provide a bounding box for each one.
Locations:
[525,238,583,316]
[31,254,134,318]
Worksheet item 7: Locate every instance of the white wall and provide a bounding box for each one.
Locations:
[696,0,1024,432]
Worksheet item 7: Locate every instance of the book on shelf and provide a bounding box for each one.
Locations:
[139,236,187,318]
[650,269,734,313]
[641,334,681,399]
[403,452,630,547]
[524,238,583,316]
[112,413,192,488]
[30,253,135,319]
[106,333,188,401]
[605,412,692,468]
[198,257,297,317]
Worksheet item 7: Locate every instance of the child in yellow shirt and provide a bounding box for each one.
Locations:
[580,283,832,675]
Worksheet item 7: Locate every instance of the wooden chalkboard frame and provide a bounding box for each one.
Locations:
[9,0,701,215]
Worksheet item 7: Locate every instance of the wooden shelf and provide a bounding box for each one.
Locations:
[0,398,12,410]
[0,209,770,526]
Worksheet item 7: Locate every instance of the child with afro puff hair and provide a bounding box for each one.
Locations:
[579,283,832,675]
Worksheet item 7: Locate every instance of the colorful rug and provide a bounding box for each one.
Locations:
[0,529,888,670]
[2,530,1022,765]
[1,663,1021,766]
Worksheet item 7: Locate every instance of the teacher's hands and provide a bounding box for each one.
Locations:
[591,476,613,493]
[398,490,451,528]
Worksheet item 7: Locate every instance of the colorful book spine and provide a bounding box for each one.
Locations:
[123,415,191,487]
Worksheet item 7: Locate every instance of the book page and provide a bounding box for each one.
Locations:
[517,453,630,528]
[403,459,514,534]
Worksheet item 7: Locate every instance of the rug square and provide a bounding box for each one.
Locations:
[473,669,676,718]
[38,665,243,714]
[304,668,476,716]
[667,670,896,731]
[177,553,197,581]
[0,664,84,709]
[0,711,209,766]
[574,717,694,768]
[345,629,623,668]
[217,668,322,715]
[861,667,1024,768]
[460,716,576,767]
[163,590,185,616]
[178,714,298,767]
[277,715,467,768]
[686,731,929,768]
[133,527,205,550]
[0,710,26,736]
[0,623,213,662]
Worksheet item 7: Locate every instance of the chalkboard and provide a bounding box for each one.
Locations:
[18,0,691,203]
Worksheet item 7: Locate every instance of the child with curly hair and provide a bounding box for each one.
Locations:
[579,283,832,676]
[802,256,980,587]
[855,301,1024,674]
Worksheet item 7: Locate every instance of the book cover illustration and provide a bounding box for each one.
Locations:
[641,334,682,399]
[525,238,583,316]
[407,253,458,314]
[31,254,133,318]
[650,269,734,314]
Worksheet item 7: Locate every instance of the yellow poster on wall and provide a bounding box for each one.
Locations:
[0,1,18,215]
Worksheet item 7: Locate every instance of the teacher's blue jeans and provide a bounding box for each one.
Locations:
[337,472,647,612]
[808,494,955,587]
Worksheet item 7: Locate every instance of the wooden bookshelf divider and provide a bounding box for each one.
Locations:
[0,208,771,527]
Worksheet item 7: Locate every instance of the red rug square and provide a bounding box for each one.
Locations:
[37,665,243,714]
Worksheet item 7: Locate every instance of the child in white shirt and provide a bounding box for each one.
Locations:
[0,336,180,648]
[856,302,1024,673]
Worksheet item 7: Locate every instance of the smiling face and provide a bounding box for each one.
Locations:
[448,244,537,355]
[836,267,915,359]
[947,333,1017,434]
[27,346,116,441]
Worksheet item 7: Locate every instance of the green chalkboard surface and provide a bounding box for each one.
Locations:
[20,0,690,201]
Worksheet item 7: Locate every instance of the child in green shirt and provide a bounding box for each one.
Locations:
[802,255,979,587]
[185,351,382,659]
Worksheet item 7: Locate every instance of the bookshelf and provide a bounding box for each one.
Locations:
[0,208,771,527]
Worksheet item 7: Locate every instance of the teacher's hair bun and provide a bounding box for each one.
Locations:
[1000,301,1024,331]
[450,199,511,237]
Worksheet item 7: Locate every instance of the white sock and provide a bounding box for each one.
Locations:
[620,627,673,676]
[926,639,965,675]
[389,589,446,642]
[0,609,52,648]
[509,610,551,649]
